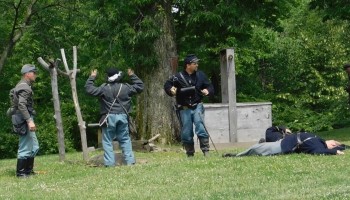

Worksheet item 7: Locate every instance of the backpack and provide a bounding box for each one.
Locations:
[265,126,291,142]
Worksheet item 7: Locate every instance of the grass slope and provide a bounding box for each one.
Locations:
[0,128,349,200]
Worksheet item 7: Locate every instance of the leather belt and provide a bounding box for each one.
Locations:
[178,103,199,110]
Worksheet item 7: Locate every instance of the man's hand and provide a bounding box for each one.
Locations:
[201,89,209,96]
[27,121,36,132]
[91,69,97,77]
[337,150,344,155]
[128,68,134,76]
[170,86,177,95]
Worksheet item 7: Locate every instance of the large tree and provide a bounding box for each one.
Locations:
[135,1,180,141]
[69,0,180,142]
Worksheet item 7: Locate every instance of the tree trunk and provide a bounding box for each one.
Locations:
[50,66,66,161]
[70,78,88,160]
[37,57,66,161]
[137,1,180,143]
[0,0,37,73]
[0,43,13,74]
[61,47,89,161]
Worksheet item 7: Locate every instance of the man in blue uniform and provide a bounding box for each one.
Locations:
[164,54,214,157]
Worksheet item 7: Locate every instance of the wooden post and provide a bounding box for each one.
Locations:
[220,48,237,143]
[220,51,229,103]
[61,46,89,161]
[37,57,66,161]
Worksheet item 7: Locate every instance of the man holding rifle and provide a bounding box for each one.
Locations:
[164,54,214,157]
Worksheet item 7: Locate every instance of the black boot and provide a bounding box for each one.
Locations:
[222,153,237,157]
[199,137,210,156]
[183,143,195,157]
[25,157,36,175]
[16,159,29,178]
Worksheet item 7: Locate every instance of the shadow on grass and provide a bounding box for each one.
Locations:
[86,153,148,167]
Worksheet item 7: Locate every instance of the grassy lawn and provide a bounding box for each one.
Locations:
[1,128,350,200]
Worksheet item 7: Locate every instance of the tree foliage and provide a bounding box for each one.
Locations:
[309,0,350,20]
[266,2,350,131]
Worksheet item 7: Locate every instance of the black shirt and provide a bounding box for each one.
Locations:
[164,70,214,106]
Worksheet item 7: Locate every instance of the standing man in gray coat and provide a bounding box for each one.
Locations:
[8,64,40,178]
[85,68,144,166]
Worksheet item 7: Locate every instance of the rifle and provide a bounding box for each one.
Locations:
[197,112,218,154]
[173,102,182,128]
[170,75,183,127]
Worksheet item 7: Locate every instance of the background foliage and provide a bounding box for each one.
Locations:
[1,0,350,159]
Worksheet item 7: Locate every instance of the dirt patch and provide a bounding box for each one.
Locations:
[87,153,148,167]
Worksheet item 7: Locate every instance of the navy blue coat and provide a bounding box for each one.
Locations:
[164,70,214,107]
[281,132,338,155]
[265,126,284,142]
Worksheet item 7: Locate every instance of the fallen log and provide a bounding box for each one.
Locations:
[132,134,161,152]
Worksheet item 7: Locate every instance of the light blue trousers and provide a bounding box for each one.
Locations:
[236,140,282,157]
[18,129,39,159]
[180,103,209,145]
[102,114,135,166]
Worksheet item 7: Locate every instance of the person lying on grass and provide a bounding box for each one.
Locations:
[223,131,347,157]
[261,125,350,148]
[258,125,292,143]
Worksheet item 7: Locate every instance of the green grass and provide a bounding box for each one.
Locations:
[1,128,350,200]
